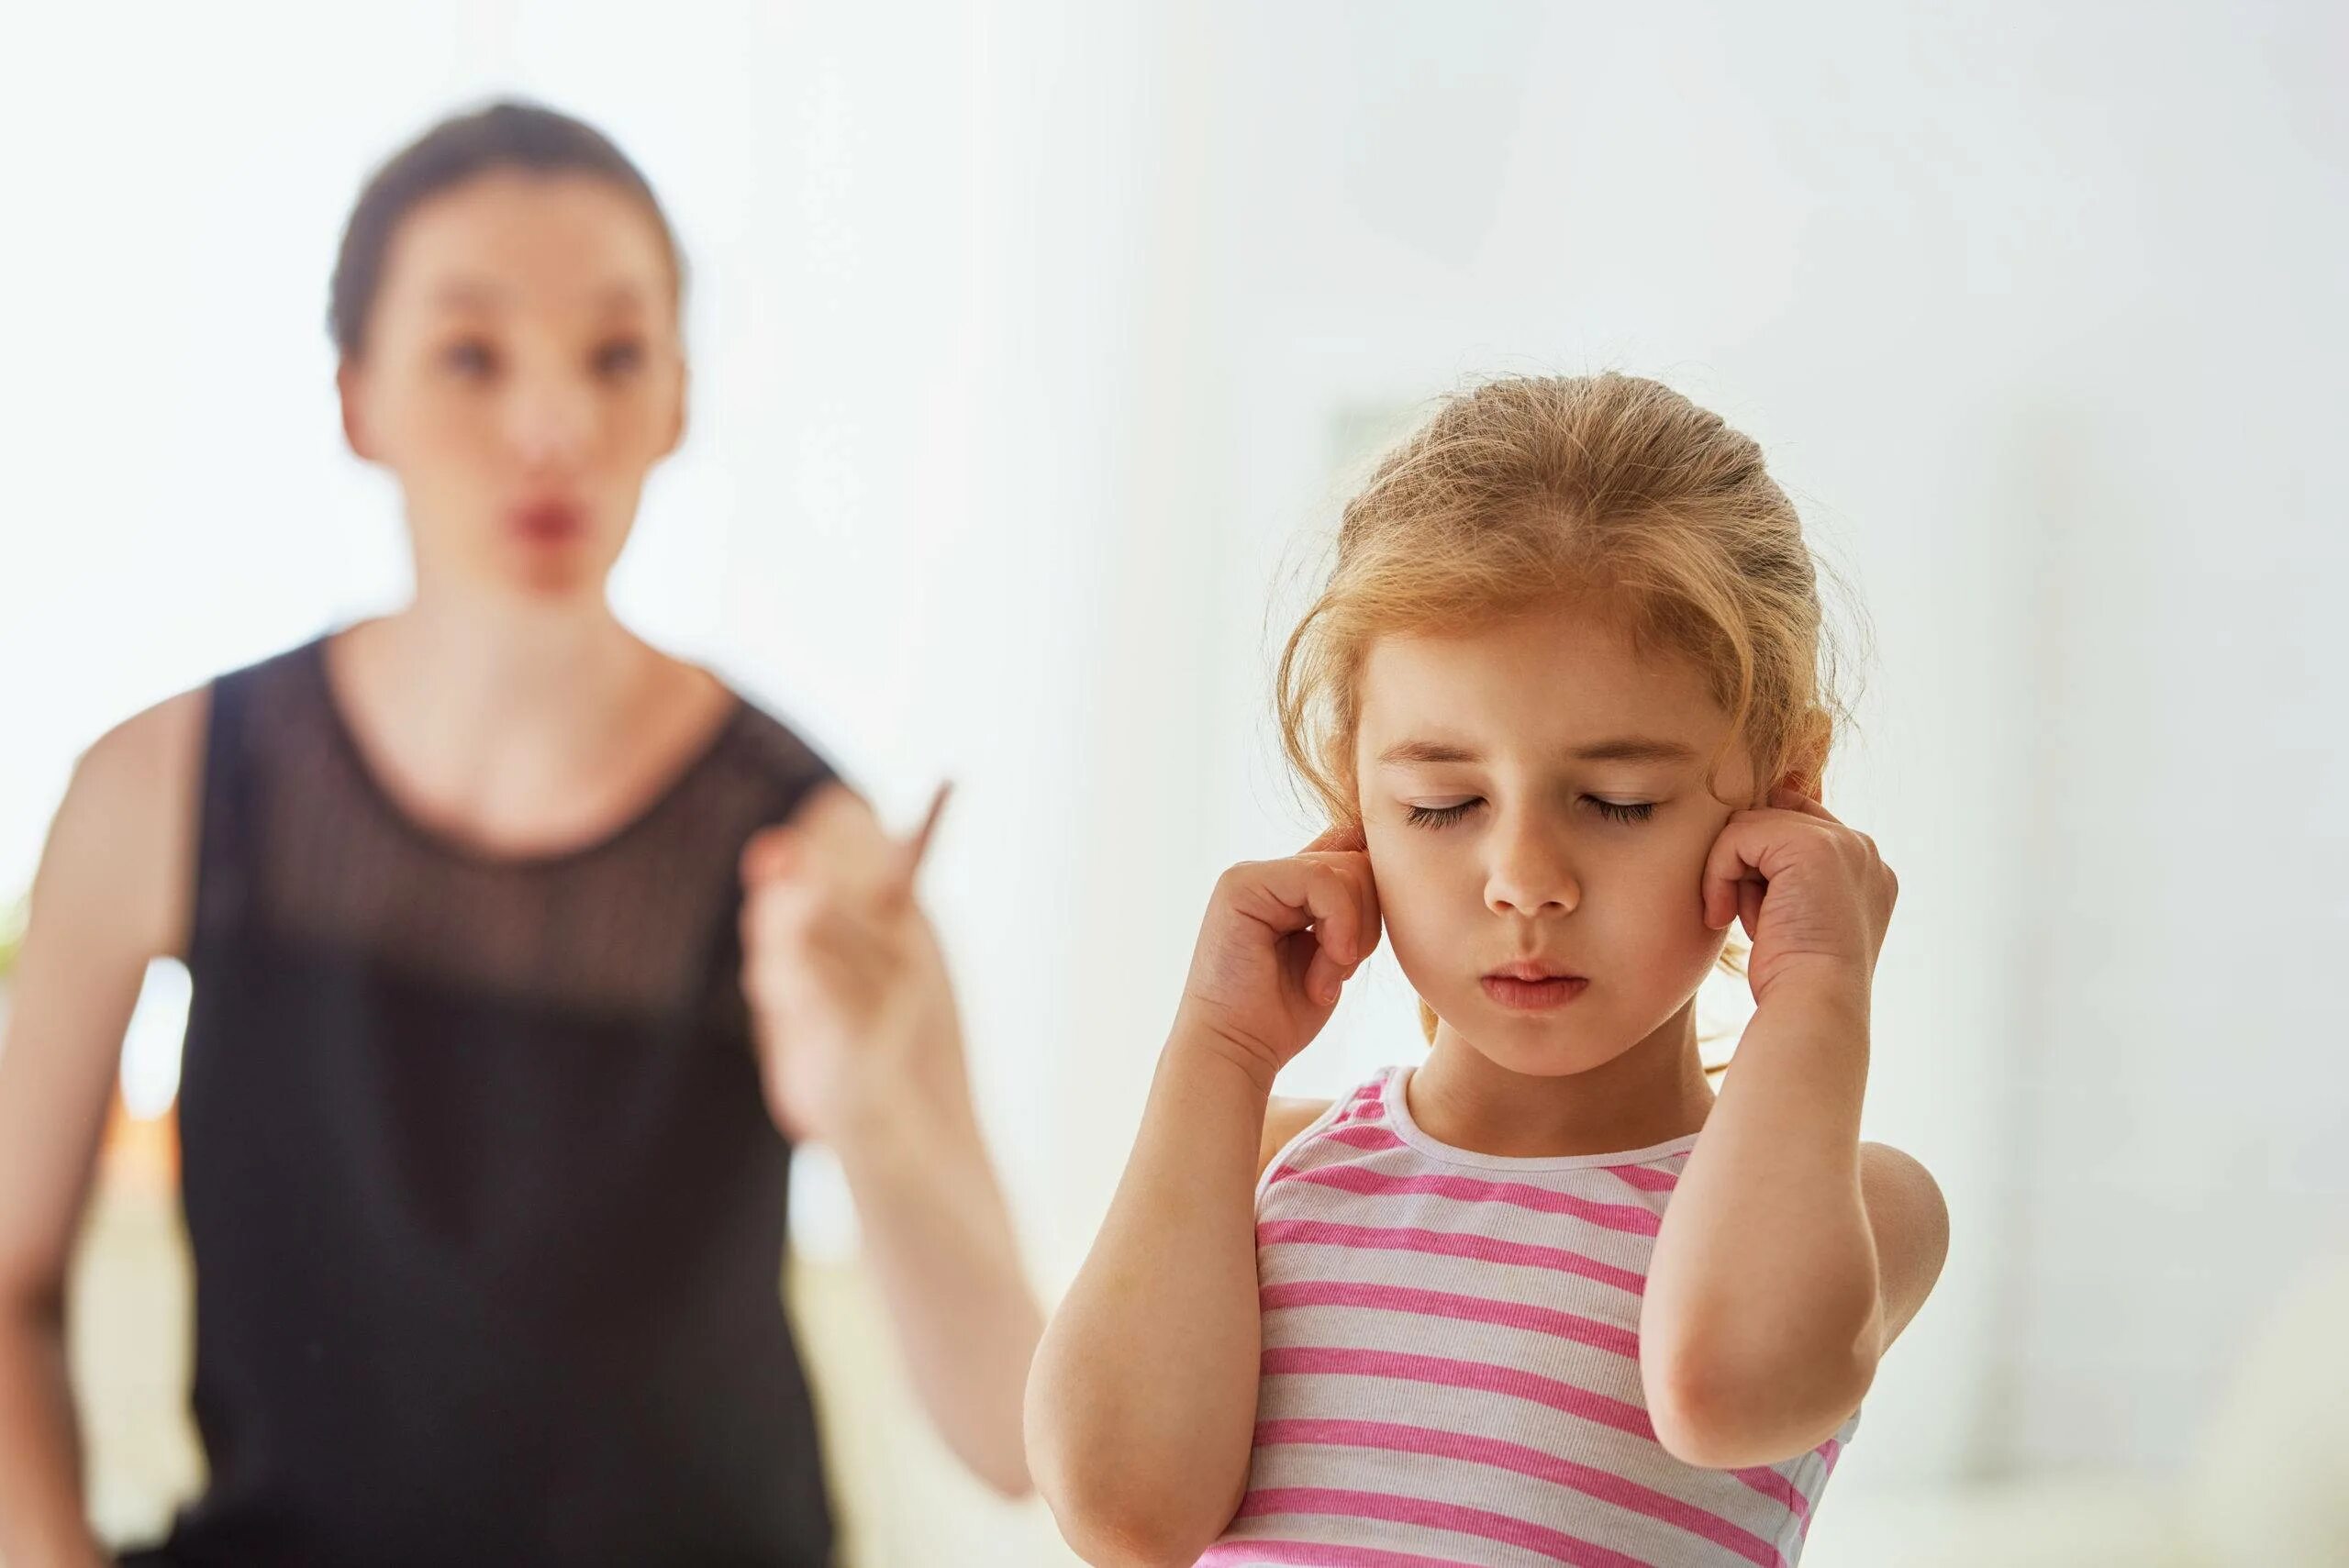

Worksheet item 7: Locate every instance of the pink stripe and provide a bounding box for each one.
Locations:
[1796,1439,1843,1540]
[1264,1122,1401,1185]
[1196,1541,1482,1568]
[1256,1218,1648,1296]
[1258,1419,1788,1568]
[1260,1280,1641,1361]
[1263,1346,1655,1442]
[1286,1164,1663,1236]
[1314,1124,1408,1154]
[1238,1486,1652,1568]
[1730,1464,1812,1519]
[1604,1163,1679,1194]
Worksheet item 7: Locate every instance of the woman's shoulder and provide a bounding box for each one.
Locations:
[724,694,829,773]
[49,683,212,961]
[702,678,841,820]
[79,633,331,809]
[203,631,331,708]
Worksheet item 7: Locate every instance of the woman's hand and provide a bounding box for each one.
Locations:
[739,781,953,1146]
[1171,822,1381,1086]
[1701,785,1898,1008]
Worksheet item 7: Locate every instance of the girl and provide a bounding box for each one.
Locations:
[0,101,1037,1567]
[1027,373,1947,1567]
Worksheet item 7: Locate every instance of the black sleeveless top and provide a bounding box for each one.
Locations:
[133,638,840,1568]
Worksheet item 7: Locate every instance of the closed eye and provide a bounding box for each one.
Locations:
[1589,798,1657,824]
[1404,798,1481,828]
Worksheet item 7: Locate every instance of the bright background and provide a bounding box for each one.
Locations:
[3,3,2344,1563]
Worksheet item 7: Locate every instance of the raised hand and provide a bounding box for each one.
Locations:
[1172,821,1382,1085]
[1700,786,1898,1009]
[740,781,955,1144]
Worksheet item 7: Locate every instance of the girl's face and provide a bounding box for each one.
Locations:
[1353,599,1754,1076]
[337,170,685,602]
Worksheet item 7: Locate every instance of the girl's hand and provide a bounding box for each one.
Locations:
[1701,786,1898,1007]
[1172,823,1381,1084]
[740,781,953,1146]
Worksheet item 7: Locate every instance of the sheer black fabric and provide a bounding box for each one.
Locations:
[128,637,839,1568]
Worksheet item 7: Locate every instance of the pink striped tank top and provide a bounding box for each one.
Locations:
[1197,1065,1855,1568]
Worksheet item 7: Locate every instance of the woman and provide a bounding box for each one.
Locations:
[0,101,1039,1567]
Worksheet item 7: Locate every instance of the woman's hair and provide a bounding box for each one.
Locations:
[328,99,685,361]
[1274,373,1852,1041]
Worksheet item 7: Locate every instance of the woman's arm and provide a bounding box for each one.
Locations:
[1641,787,1947,1470]
[740,785,1042,1498]
[0,693,203,1568]
[823,914,1041,1499]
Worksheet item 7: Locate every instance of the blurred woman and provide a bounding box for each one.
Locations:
[0,100,1038,1568]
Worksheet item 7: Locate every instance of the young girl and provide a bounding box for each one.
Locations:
[1026,373,1948,1567]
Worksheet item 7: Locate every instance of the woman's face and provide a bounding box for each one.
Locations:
[338,170,685,600]
[1353,600,1756,1075]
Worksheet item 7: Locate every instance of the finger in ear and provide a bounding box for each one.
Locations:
[1304,818,1367,855]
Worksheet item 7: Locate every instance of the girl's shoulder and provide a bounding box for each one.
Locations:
[1252,1066,1402,1179]
[1255,1095,1336,1178]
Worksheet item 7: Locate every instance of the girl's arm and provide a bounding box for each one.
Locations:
[0,693,204,1568]
[1025,1030,1281,1566]
[1641,787,1947,1470]
[1025,836,1377,1568]
[1642,988,1947,1469]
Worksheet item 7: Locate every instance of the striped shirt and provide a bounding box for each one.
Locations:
[1197,1065,1854,1568]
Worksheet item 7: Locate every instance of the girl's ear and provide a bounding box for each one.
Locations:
[1781,710,1834,801]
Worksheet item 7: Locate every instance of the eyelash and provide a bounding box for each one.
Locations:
[594,340,645,376]
[439,340,645,377]
[1404,798,1657,828]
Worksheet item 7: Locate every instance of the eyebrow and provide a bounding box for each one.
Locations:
[1375,736,1700,768]
[429,281,651,312]
[431,280,506,311]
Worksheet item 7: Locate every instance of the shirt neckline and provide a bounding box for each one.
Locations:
[1382,1063,1702,1172]
[306,631,748,875]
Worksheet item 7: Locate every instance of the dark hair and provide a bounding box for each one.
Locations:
[328,98,685,360]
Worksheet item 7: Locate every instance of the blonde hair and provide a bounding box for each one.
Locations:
[1275,373,1852,1043]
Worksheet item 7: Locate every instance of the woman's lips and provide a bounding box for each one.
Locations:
[510,500,585,544]
[1480,971,1590,1010]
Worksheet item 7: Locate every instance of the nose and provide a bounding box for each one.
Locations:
[1485,809,1580,918]
[503,366,596,473]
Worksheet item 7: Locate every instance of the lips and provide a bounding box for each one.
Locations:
[510,498,585,543]
[1486,961,1582,984]
[1480,962,1589,1011]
